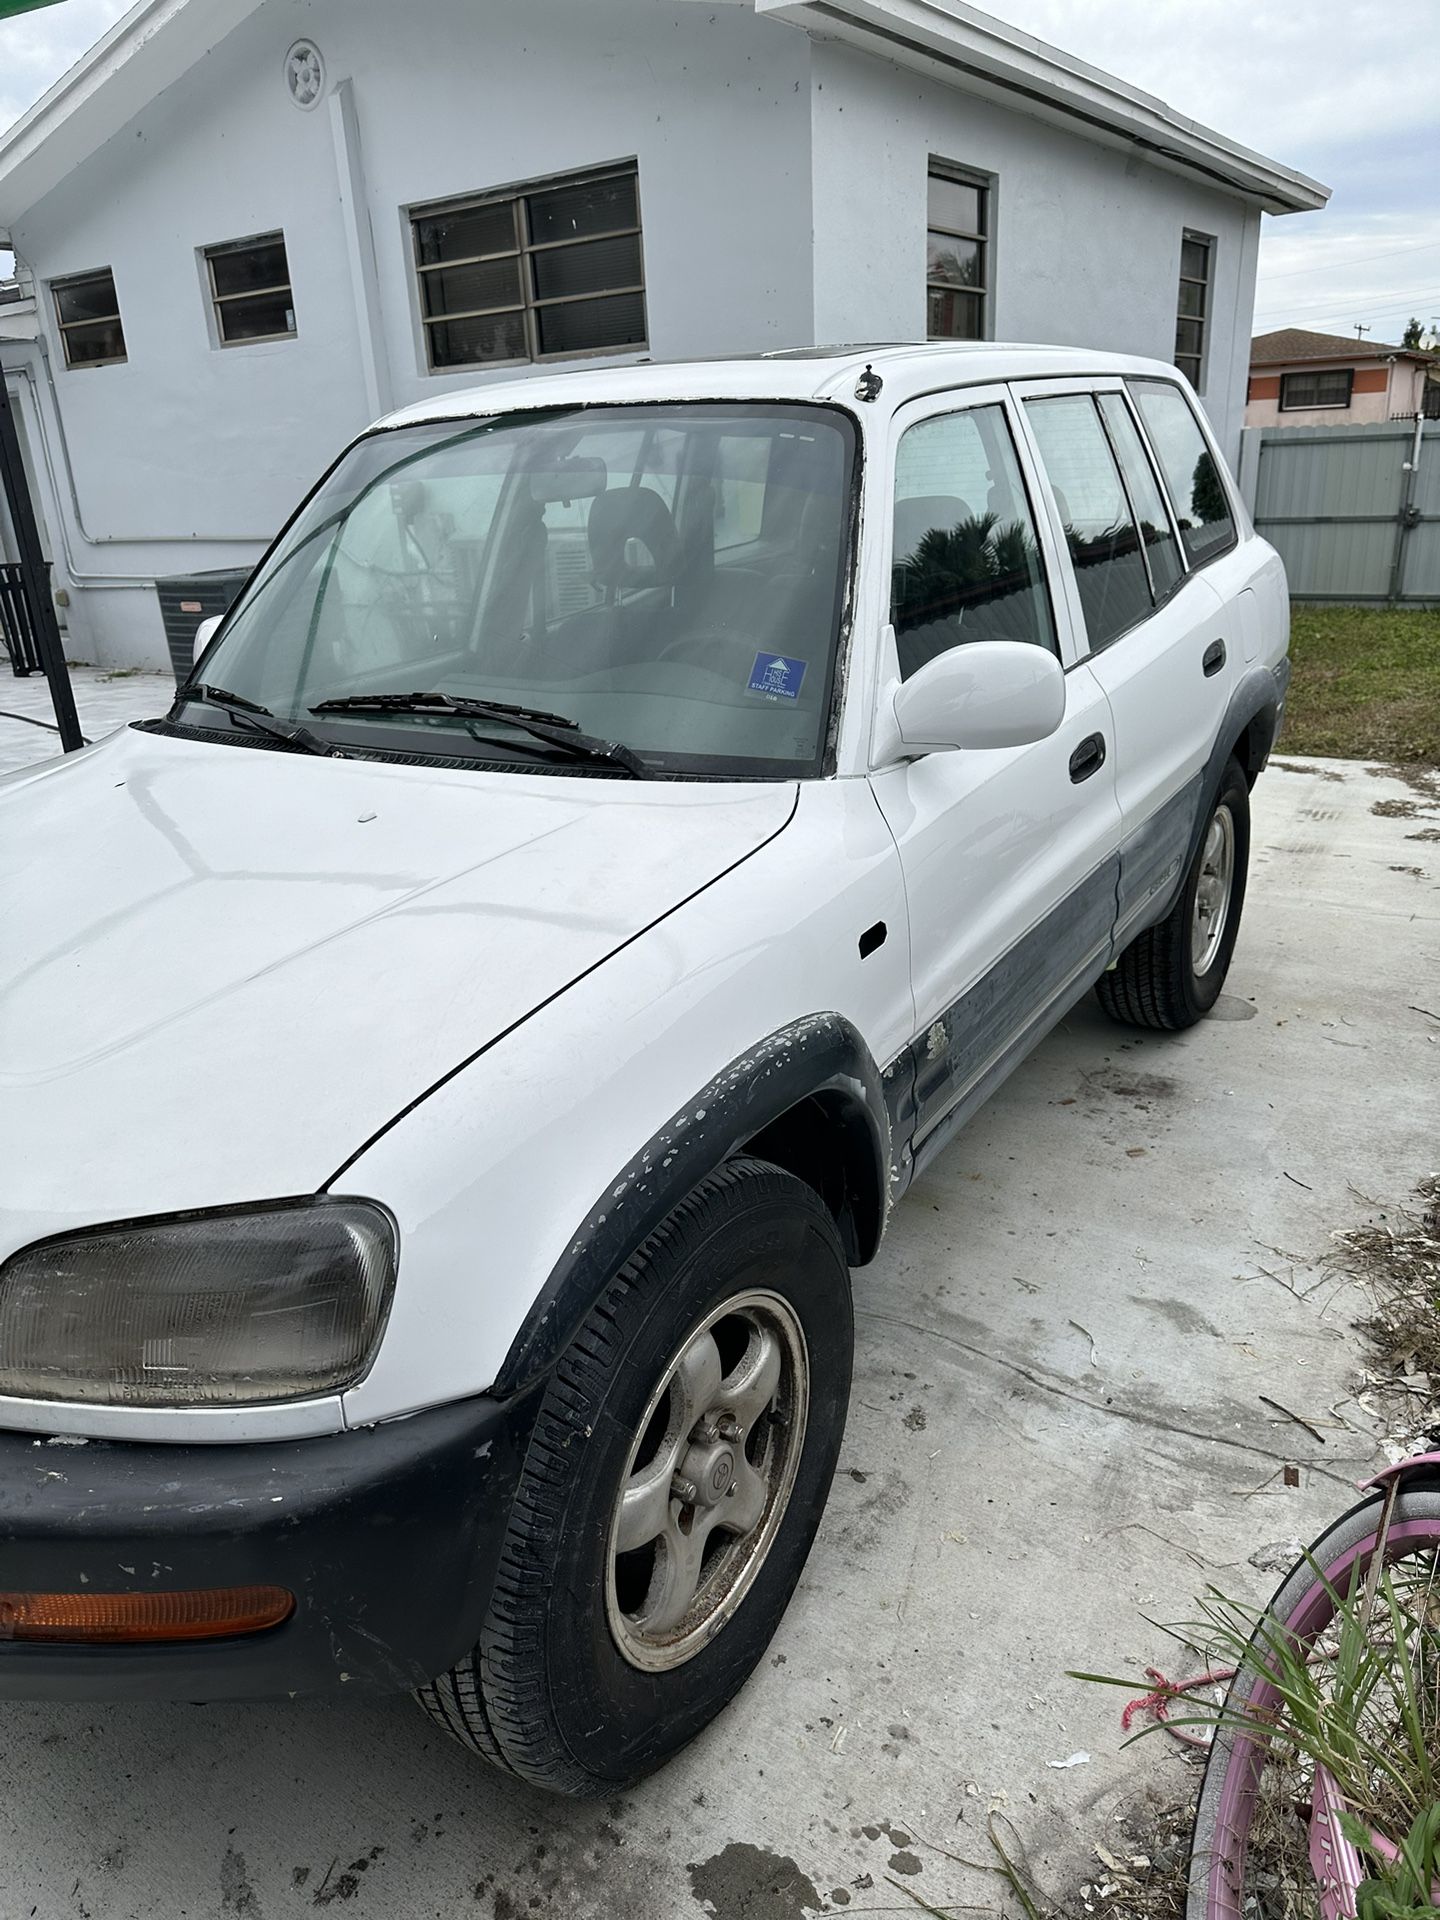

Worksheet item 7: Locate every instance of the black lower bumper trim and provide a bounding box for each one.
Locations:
[0,1390,539,1702]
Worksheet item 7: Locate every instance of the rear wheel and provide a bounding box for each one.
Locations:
[1098,759,1250,1031]
[418,1157,853,1794]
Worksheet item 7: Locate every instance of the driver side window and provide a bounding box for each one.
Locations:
[891,404,1057,680]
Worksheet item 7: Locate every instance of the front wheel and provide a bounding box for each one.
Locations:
[419,1157,853,1794]
[1098,759,1251,1031]
[1186,1479,1440,1919]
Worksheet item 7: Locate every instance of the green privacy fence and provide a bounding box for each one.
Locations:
[1236,418,1438,604]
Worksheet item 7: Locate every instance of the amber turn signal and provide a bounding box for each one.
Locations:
[0,1586,295,1644]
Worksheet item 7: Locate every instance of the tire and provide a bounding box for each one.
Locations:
[418,1156,853,1794]
[1186,1479,1440,1919]
[1097,758,1250,1031]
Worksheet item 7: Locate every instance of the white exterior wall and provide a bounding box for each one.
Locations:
[808,42,1260,459]
[9,0,816,667]
[7,0,1269,669]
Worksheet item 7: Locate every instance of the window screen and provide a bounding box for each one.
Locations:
[51,270,126,368]
[1127,379,1236,567]
[412,165,646,371]
[890,404,1055,679]
[1025,395,1151,652]
[1097,393,1184,600]
[1279,369,1354,411]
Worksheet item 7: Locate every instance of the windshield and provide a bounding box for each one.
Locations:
[183,402,857,778]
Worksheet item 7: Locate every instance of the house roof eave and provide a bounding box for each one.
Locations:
[757,0,1328,213]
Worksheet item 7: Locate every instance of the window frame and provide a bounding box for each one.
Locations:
[1278,367,1354,412]
[1174,229,1213,393]
[884,384,1066,682]
[201,231,297,349]
[1124,374,1240,574]
[408,161,647,375]
[49,267,127,370]
[925,159,992,344]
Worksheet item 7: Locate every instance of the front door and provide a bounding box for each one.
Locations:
[868,388,1123,1151]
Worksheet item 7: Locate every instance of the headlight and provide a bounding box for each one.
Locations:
[0,1200,395,1407]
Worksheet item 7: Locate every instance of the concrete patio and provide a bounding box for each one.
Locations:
[0,665,174,778]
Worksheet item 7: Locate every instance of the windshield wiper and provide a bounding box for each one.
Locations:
[181,685,336,756]
[309,691,651,778]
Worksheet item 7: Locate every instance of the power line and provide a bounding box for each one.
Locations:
[1255,283,1440,325]
[1256,238,1440,283]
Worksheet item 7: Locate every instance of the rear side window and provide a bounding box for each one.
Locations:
[890,403,1056,679]
[1097,393,1184,600]
[1128,379,1236,567]
[1024,394,1150,652]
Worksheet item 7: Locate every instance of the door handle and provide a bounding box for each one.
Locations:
[1203,638,1227,677]
[1068,733,1107,783]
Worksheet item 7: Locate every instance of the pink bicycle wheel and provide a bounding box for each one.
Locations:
[1186,1480,1440,1920]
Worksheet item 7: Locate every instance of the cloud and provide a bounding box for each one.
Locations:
[0,0,132,135]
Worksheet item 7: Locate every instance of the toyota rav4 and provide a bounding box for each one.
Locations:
[0,344,1289,1792]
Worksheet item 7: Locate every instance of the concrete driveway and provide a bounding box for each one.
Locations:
[1,753,1436,1920]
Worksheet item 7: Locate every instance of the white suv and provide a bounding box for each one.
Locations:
[0,344,1288,1790]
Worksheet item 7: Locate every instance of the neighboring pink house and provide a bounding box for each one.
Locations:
[1246,328,1437,427]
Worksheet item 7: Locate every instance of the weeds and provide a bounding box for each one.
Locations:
[1072,1535,1440,1916]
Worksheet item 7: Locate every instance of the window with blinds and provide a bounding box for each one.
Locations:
[411,164,647,372]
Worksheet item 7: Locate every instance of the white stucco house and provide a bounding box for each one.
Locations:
[0,0,1325,671]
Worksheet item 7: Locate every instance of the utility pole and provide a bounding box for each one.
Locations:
[1354,323,1371,341]
[0,367,83,751]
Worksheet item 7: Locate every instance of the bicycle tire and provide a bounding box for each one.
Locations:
[1186,1478,1440,1919]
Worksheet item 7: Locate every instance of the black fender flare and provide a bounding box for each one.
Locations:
[492,1014,890,1397]
[1184,661,1286,875]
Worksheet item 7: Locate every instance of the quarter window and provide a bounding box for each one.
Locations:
[1096,393,1184,600]
[51,269,126,368]
[1127,378,1236,567]
[1279,369,1354,411]
[890,404,1055,679]
[411,164,646,371]
[1025,395,1151,652]
[926,164,989,342]
[204,233,295,345]
[1174,231,1212,390]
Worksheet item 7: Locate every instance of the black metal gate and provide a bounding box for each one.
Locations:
[0,559,48,675]
[0,370,82,748]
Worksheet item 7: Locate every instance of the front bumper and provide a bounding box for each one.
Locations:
[0,1389,538,1701]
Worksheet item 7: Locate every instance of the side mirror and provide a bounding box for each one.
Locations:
[192,614,223,665]
[886,639,1066,756]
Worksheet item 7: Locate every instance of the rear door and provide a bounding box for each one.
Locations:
[868,386,1123,1150]
[1012,376,1235,945]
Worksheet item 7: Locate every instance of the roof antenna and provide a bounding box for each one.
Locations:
[855,362,883,403]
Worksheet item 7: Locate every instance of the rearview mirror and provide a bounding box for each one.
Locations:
[192,615,223,665]
[886,638,1065,756]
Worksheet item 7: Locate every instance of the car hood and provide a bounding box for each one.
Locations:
[0,728,795,1239]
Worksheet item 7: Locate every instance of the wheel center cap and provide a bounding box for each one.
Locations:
[682,1438,736,1507]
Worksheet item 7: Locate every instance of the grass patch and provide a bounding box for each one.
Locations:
[1283,607,1440,766]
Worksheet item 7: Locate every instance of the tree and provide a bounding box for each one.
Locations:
[1402,317,1425,350]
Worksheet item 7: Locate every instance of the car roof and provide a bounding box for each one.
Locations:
[374,342,1185,432]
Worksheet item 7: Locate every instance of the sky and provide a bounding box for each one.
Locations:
[2,0,1438,348]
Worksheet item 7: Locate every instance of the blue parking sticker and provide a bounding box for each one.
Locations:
[747,652,808,701]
